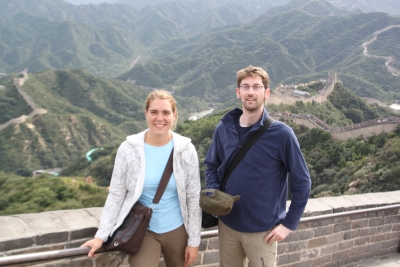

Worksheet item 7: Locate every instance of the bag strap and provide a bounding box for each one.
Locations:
[152,148,174,204]
[221,116,274,190]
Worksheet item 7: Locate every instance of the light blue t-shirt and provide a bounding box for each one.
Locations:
[138,140,183,233]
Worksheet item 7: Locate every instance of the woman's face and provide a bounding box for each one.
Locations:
[145,98,176,137]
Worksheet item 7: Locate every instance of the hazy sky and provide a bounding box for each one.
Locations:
[63,0,116,5]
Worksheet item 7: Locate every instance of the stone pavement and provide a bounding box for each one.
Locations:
[343,253,400,267]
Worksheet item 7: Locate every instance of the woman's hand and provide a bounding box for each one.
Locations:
[80,238,104,257]
[184,245,199,266]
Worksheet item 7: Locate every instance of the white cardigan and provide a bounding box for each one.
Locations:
[95,130,202,247]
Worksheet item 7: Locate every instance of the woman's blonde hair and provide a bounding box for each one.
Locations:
[145,90,178,129]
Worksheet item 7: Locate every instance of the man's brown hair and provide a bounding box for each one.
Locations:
[236,65,270,89]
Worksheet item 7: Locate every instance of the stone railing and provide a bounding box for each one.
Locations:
[0,191,399,266]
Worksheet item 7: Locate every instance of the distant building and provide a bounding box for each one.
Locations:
[389,104,400,111]
[32,168,63,177]
[292,90,311,98]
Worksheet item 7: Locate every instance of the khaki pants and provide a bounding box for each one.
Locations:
[128,224,187,267]
[219,220,277,267]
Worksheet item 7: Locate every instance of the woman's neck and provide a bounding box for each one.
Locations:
[144,131,172,146]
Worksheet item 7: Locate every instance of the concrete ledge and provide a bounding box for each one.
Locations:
[0,192,399,267]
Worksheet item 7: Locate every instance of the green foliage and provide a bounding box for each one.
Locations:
[328,83,396,123]
[0,76,32,124]
[0,171,107,215]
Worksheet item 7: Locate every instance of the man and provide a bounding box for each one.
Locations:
[204,65,311,267]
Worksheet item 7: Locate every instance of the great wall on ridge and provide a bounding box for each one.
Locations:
[0,69,399,141]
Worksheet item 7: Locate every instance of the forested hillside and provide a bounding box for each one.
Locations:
[60,83,399,195]
[120,11,400,104]
[0,69,208,176]
[1,0,399,210]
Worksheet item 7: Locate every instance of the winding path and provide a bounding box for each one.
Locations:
[0,70,47,131]
[362,25,400,76]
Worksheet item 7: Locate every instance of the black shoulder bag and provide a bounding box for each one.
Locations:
[201,117,274,228]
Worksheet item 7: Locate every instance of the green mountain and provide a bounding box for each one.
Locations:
[327,0,400,16]
[0,69,208,176]
[60,82,400,193]
[0,0,263,76]
[0,70,148,175]
[0,171,108,215]
[119,11,400,104]
[0,11,142,77]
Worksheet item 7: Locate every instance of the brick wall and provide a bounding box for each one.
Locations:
[0,191,399,267]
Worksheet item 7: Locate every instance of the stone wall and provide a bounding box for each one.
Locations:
[0,191,399,267]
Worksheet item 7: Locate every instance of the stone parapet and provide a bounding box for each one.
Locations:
[0,192,399,266]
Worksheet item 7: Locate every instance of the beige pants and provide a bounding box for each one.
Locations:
[128,224,187,267]
[219,220,277,267]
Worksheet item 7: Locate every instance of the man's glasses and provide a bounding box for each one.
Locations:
[239,85,264,91]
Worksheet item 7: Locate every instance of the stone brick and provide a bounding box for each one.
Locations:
[360,227,376,237]
[330,216,347,224]
[290,260,313,267]
[208,237,219,250]
[278,243,287,254]
[310,219,331,228]
[343,229,360,240]
[314,226,333,237]
[291,229,313,241]
[0,238,34,252]
[351,219,369,229]
[16,213,69,245]
[366,242,383,252]
[321,243,339,256]
[319,261,339,267]
[385,215,400,224]
[311,255,331,267]
[331,249,349,261]
[349,245,366,256]
[278,252,301,265]
[0,216,34,251]
[338,240,355,250]
[203,251,219,265]
[286,240,308,253]
[333,222,352,233]
[386,232,400,240]
[326,233,343,244]
[383,239,399,248]
[370,233,386,243]
[281,232,292,243]
[349,213,366,220]
[45,257,94,267]
[384,208,399,216]
[369,217,385,227]
[377,224,392,234]
[354,236,370,246]
[337,255,363,266]
[198,239,207,251]
[191,253,201,266]
[96,252,127,267]
[307,237,327,249]
[51,210,100,240]
[365,210,384,218]
[392,223,400,231]
[297,222,310,230]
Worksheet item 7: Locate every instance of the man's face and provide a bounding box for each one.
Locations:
[236,76,270,112]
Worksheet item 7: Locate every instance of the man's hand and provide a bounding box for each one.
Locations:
[184,245,199,266]
[80,238,104,257]
[264,224,291,244]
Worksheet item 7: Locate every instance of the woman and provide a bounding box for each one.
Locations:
[81,90,201,267]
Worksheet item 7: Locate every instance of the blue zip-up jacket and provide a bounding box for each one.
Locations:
[204,108,311,232]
